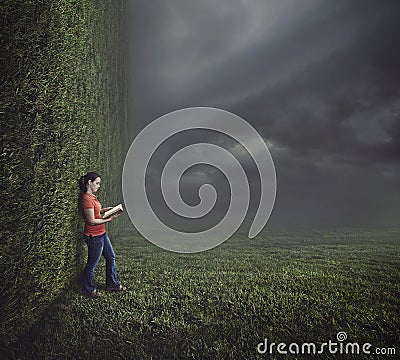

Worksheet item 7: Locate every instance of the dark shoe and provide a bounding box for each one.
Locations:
[106,284,126,292]
[84,289,101,298]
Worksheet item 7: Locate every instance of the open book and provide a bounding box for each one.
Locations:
[103,204,124,219]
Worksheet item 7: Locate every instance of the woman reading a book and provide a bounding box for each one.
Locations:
[79,172,126,298]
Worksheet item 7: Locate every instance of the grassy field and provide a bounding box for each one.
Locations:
[6,227,399,359]
[1,0,129,344]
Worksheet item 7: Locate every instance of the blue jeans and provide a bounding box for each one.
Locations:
[81,232,120,294]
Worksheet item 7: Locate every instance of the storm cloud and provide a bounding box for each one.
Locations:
[128,0,400,229]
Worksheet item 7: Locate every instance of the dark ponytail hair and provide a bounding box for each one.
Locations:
[78,172,100,193]
[78,172,100,218]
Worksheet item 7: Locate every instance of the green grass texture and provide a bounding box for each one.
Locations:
[6,228,399,359]
[1,0,129,344]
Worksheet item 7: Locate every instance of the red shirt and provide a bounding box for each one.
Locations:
[81,192,106,236]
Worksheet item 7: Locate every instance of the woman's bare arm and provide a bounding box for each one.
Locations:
[84,208,116,225]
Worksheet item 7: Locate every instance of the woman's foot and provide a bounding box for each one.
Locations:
[106,284,126,291]
[85,289,101,298]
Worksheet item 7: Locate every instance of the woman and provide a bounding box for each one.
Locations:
[78,172,125,298]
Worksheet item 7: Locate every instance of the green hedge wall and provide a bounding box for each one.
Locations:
[0,0,129,346]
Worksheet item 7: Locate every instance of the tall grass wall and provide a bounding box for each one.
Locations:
[0,0,129,347]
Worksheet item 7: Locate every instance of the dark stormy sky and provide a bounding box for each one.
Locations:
[126,0,400,230]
